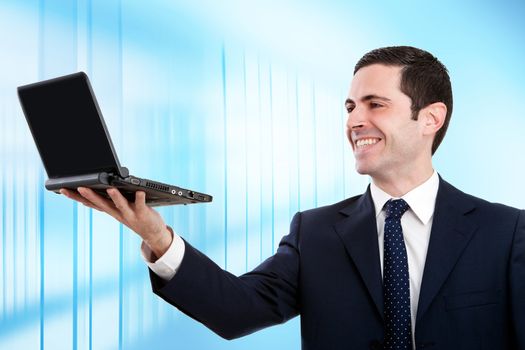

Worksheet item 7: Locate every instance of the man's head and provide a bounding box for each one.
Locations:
[345,46,452,183]
[354,46,453,155]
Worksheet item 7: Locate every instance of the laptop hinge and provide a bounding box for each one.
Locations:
[118,166,129,178]
[45,172,111,193]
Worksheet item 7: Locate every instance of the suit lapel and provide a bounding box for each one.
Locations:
[334,187,384,319]
[416,178,478,323]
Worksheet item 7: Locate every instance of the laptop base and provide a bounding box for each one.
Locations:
[45,172,212,207]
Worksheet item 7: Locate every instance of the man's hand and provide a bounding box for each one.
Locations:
[60,187,173,259]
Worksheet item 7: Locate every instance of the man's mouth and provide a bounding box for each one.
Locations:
[355,138,381,149]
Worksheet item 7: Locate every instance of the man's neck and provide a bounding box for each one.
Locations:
[371,166,435,198]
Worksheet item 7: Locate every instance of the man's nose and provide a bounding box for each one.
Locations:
[346,107,366,130]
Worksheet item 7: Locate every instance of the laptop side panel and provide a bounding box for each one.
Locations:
[110,176,213,206]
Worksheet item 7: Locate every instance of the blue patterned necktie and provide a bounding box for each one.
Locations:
[383,198,412,350]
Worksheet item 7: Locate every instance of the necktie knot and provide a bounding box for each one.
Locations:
[384,198,409,220]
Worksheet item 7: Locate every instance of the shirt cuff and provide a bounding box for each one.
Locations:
[141,226,185,281]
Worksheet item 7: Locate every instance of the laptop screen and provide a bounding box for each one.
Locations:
[18,72,122,178]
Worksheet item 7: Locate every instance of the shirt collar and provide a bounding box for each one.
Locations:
[370,170,439,225]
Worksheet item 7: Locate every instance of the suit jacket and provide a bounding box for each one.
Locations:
[150,178,525,349]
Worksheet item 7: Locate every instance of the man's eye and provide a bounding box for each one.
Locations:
[346,105,355,113]
[370,102,383,109]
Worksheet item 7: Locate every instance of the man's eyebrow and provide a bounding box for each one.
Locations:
[362,94,392,102]
[345,95,392,105]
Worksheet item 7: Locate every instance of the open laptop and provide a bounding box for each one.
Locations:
[17,72,213,207]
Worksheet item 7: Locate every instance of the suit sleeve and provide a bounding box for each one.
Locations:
[149,212,302,340]
[510,209,525,349]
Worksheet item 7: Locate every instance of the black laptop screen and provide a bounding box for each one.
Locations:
[18,72,121,178]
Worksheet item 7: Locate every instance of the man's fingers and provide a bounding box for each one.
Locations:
[134,191,147,211]
[77,187,125,222]
[106,188,135,219]
[63,187,161,241]
[60,188,102,211]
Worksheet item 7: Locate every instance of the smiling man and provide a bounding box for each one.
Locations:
[61,46,525,350]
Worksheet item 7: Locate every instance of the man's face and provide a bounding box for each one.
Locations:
[345,64,429,180]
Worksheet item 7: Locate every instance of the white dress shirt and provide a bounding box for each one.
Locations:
[141,227,185,281]
[143,171,440,342]
[370,170,439,344]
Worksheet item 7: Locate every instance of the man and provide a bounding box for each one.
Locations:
[61,46,525,349]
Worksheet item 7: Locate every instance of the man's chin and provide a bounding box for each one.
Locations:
[354,164,372,176]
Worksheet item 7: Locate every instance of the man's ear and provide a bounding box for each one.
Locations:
[421,102,446,136]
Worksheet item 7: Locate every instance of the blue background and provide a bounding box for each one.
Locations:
[1,0,524,349]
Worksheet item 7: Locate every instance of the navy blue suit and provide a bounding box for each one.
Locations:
[150,178,525,349]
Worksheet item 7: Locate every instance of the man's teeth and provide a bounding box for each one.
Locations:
[356,138,380,148]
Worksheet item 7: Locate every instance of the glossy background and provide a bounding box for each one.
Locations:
[1,0,524,349]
